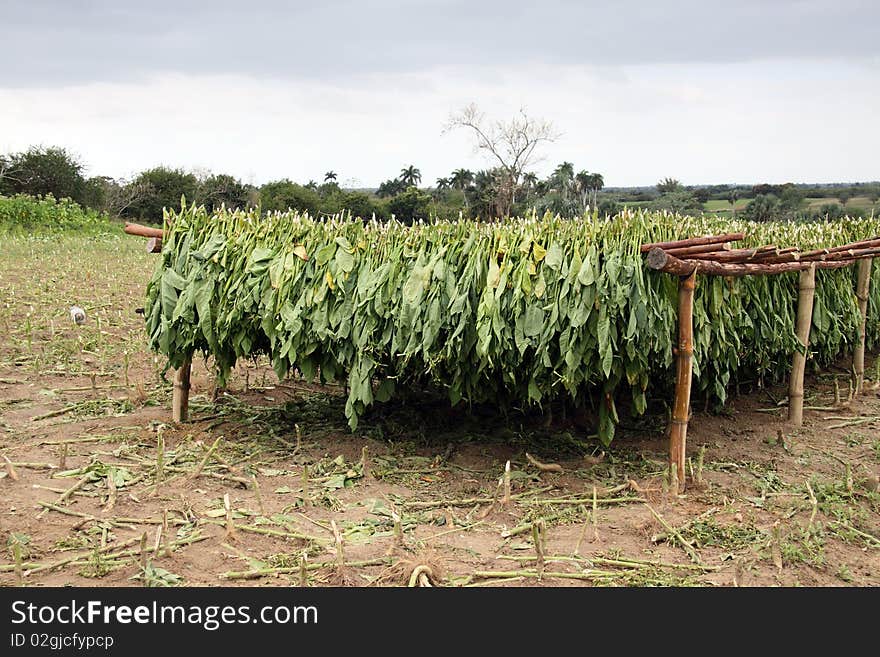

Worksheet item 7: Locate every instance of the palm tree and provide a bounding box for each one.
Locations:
[400,165,421,187]
[449,168,474,211]
[377,178,407,198]
[324,171,337,183]
[588,173,604,210]
[657,177,682,195]
[450,168,474,191]
[575,170,592,211]
[436,177,451,190]
[553,162,574,180]
[552,162,575,203]
[305,180,318,190]
[521,172,539,202]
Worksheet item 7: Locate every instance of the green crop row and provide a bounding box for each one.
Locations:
[0,194,114,233]
[145,205,880,444]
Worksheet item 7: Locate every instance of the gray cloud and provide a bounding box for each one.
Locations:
[3,0,878,87]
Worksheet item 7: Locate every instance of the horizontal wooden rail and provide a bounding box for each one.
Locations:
[123,222,164,238]
[646,248,852,277]
[639,233,744,254]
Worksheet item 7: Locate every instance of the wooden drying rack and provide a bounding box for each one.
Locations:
[642,232,876,491]
[125,222,876,491]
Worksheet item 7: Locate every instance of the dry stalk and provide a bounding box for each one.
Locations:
[162,509,172,557]
[252,475,265,516]
[13,542,23,586]
[224,493,236,542]
[301,465,310,507]
[532,519,546,575]
[770,521,783,572]
[187,437,222,482]
[3,455,19,481]
[695,445,706,487]
[156,431,165,483]
[408,565,435,587]
[299,555,308,587]
[525,453,563,474]
[360,445,372,480]
[805,480,818,530]
[139,532,148,570]
[103,473,117,513]
[646,504,700,564]
[501,460,511,507]
[331,520,345,569]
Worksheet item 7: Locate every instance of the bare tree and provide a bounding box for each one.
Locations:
[0,156,20,190]
[100,178,153,216]
[443,103,558,217]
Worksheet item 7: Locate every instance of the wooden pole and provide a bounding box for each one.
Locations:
[647,248,851,278]
[664,242,732,257]
[670,271,696,493]
[788,265,816,426]
[123,222,165,238]
[640,233,744,253]
[172,355,192,423]
[854,258,872,395]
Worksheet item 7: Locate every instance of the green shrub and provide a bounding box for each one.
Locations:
[0,194,113,232]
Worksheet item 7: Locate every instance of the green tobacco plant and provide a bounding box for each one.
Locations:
[145,205,880,445]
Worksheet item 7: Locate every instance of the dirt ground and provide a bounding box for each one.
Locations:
[0,234,878,587]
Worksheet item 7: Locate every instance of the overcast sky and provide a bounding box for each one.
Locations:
[2,0,878,187]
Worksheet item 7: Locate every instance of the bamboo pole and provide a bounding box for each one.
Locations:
[854,258,872,395]
[761,237,880,264]
[640,233,744,253]
[687,245,794,263]
[670,271,696,493]
[665,242,731,257]
[788,265,816,426]
[646,248,851,278]
[685,245,772,261]
[172,355,192,423]
[792,246,880,264]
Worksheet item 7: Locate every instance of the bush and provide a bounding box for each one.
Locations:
[387,187,432,224]
[0,194,112,232]
[0,147,90,206]
[259,180,321,215]
[122,167,199,224]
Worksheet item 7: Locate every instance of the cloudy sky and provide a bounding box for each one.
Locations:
[2,0,878,187]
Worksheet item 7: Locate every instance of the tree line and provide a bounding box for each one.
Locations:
[2,141,877,226]
[0,145,610,224]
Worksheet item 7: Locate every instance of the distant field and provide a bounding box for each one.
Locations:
[805,196,875,210]
[703,199,748,211]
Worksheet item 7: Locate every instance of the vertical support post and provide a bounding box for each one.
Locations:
[853,258,872,395]
[172,354,192,423]
[670,271,696,493]
[788,264,816,426]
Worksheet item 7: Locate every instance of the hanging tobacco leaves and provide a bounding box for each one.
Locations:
[144,205,880,445]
